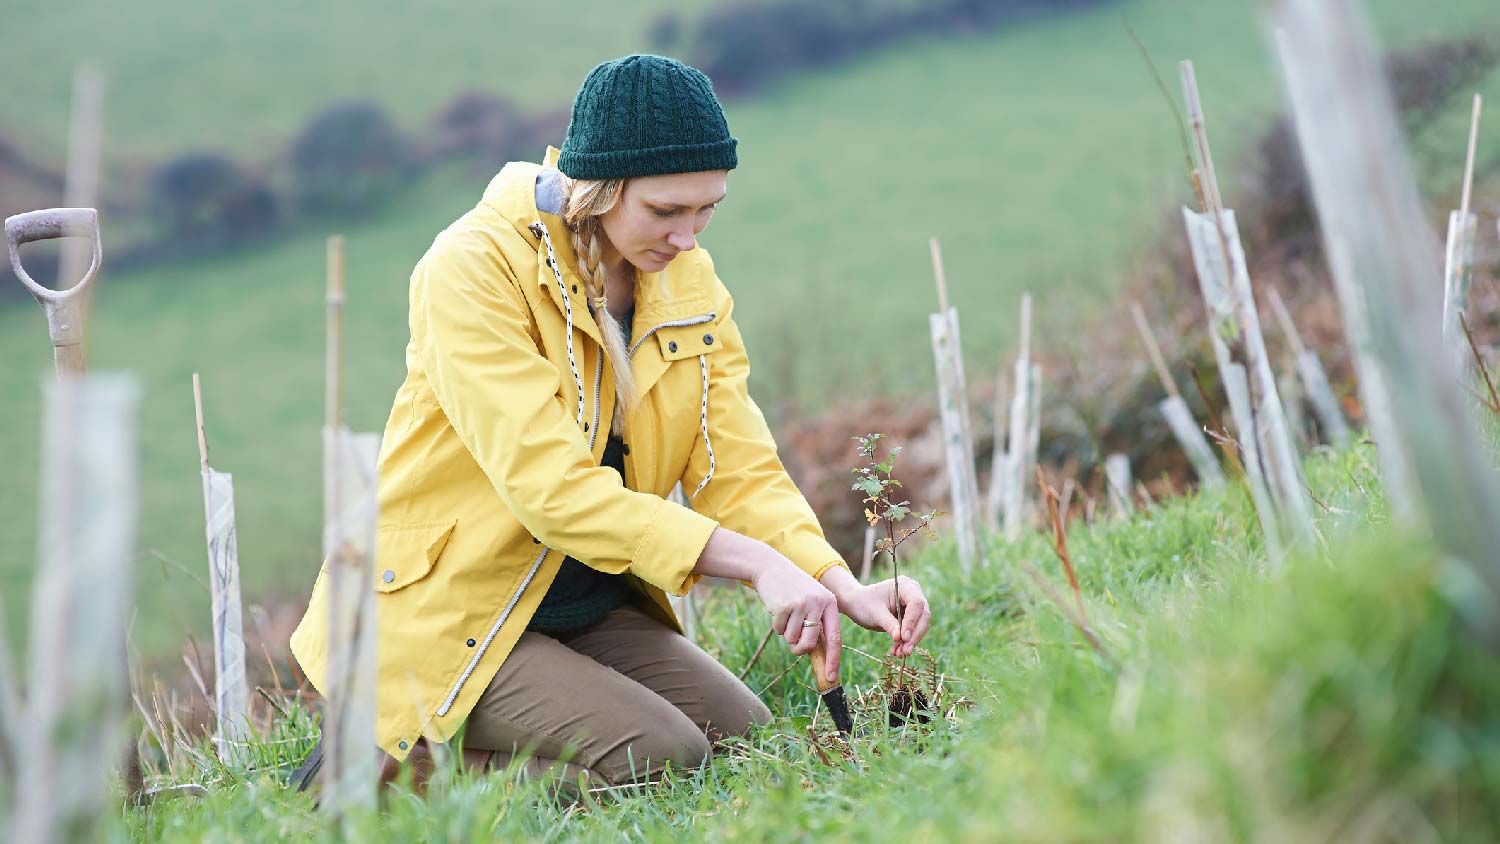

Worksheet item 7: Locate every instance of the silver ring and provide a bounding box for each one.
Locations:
[801,619,821,628]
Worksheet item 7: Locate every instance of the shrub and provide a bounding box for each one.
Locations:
[288,101,410,215]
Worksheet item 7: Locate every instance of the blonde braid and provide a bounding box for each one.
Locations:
[561,178,638,436]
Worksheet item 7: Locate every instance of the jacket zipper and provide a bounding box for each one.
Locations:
[435,344,607,718]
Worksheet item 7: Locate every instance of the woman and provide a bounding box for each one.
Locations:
[290,54,932,790]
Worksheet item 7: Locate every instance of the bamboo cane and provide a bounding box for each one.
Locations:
[1180,60,1314,561]
[1275,0,1500,646]
[1443,95,1483,366]
[320,235,379,816]
[1131,302,1225,485]
[13,374,139,844]
[1267,288,1350,445]
[193,374,249,765]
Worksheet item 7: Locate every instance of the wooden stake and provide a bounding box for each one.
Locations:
[1444,96,1483,360]
[1131,301,1181,400]
[320,234,378,816]
[59,67,104,309]
[193,374,249,765]
[1267,288,1350,445]
[930,311,979,571]
[1180,60,1314,561]
[927,237,982,566]
[930,238,984,558]
[193,373,210,472]
[13,374,139,844]
[1276,1,1500,645]
[1461,94,1482,221]
[326,236,345,435]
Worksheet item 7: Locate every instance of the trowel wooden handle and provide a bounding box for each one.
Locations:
[809,641,837,692]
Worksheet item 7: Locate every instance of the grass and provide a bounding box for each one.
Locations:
[2,0,1498,662]
[113,445,1500,842]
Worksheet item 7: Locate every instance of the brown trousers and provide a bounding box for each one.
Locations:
[454,602,770,787]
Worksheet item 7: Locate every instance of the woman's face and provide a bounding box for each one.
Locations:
[598,170,728,274]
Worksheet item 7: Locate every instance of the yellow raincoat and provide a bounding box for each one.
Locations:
[291,148,848,759]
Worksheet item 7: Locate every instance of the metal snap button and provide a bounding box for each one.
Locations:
[571,284,578,294]
[382,570,395,583]
[668,340,678,353]
[398,740,409,751]
[466,638,476,647]
[703,334,714,345]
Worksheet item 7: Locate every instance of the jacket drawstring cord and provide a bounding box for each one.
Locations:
[690,355,715,502]
[529,222,586,427]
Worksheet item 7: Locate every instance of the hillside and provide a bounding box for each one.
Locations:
[123,447,1500,841]
[1,0,1497,662]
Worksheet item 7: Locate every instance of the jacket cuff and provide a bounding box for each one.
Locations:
[631,497,719,596]
[776,531,850,582]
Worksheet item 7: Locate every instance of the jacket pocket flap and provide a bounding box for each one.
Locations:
[656,323,723,362]
[374,519,457,592]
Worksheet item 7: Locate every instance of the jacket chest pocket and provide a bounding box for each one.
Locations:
[374,519,457,592]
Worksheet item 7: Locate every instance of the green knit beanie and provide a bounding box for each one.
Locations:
[559,54,738,180]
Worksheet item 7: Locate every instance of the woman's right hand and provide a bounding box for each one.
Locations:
[694,528,842,678]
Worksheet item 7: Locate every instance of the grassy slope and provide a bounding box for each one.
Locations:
[0,0,692,163]
[122,447,1500,841]
[1,0,1497,661]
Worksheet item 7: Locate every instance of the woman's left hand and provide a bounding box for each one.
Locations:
[820,568,931,658]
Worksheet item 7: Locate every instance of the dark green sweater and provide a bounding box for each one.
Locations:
[527,307,635,634]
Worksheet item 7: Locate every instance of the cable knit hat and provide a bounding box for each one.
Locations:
[558,54,738,180]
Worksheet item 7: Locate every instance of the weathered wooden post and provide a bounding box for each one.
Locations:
[1443,94,1482,370]
[1130,302,1226,486]
[193,374,249,766]
[928,238,981,569]
[1267,288,1350,445]
[321,235,380,817]
[12,374,140,844]
[1180,61,1315,562]
[1276,0,1500,645]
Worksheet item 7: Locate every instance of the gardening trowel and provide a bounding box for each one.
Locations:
[809,640,853,735]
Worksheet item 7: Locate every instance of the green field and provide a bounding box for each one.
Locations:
[2,0,1498,662]
[119,447,1500,841]
[0,0,699,163]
